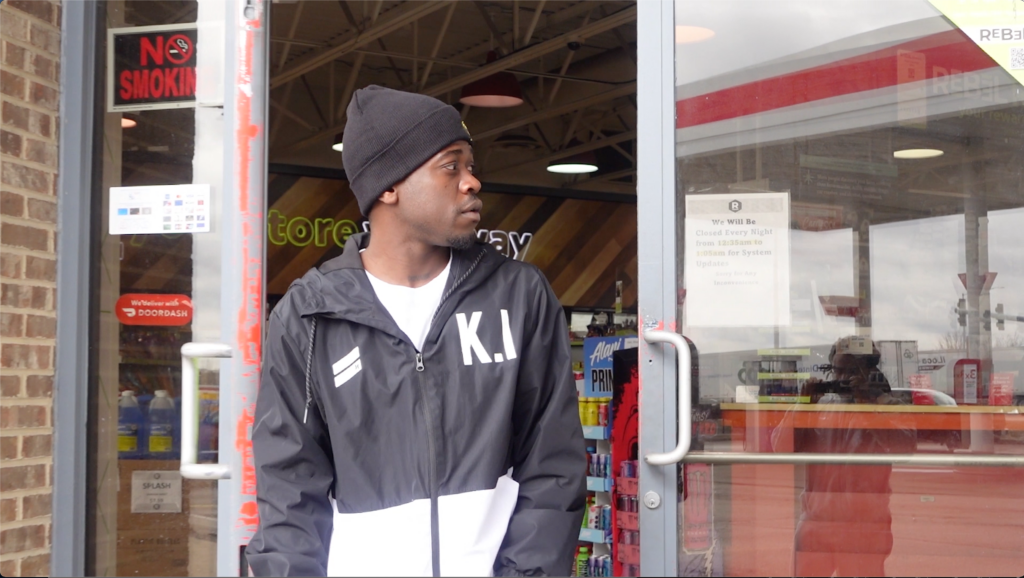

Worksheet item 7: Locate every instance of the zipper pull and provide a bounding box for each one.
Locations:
[415,353,424,372]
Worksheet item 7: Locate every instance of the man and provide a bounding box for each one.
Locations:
[246,85,586,577]
[786,336,916,577]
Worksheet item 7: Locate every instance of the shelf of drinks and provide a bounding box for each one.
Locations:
[616,477,638,496]
[579,528,612,544]
[617,544,639,565]
[586,476,612,493]
[582,425,609,440]
[617,511,639,531]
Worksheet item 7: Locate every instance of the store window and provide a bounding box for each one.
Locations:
[86,1,223,575]
[673,1,1024,576]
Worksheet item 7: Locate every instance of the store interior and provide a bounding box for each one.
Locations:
[262,7,642,573]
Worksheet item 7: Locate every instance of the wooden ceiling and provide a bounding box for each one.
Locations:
[266,1,639,195]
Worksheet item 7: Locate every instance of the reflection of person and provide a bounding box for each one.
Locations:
[786,336,916,578]
[247,86,585,577]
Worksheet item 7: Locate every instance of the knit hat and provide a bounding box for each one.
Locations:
[342,85,472,216]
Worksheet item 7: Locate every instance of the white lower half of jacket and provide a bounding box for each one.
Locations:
[327,474,520,577]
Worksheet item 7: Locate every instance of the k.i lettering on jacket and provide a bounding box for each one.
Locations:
[455,309,518,365]
[332,308,517,386]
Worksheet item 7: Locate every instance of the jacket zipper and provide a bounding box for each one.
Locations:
[418,247,484,578]
[415,352,440,577]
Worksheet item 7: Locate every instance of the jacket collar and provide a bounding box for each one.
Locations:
[292,232,505,327]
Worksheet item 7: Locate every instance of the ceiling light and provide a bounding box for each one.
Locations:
[547,148,599,174]
[547,163,598,174]
[459,51,523,108]
[121,116,137,128]
[675,25,715,44]
[332,132,344,152]
[893,148,943,159]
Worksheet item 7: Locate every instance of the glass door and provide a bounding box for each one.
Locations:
[637,1,1024,576]
[86,0,267,575]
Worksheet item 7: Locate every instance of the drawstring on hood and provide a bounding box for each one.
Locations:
[303,316,318,424]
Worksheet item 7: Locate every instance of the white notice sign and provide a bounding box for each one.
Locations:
[131,470,183,513]
[685,192,791,327]
[109,184,211,235]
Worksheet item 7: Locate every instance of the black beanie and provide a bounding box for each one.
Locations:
[342,85,472,216]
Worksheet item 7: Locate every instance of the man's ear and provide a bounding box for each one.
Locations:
[378,186,399,206]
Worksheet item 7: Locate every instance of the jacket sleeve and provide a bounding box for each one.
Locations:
[246,306,335,577]
[495,270,587,577]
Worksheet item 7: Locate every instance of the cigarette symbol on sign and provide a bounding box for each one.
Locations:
[165,34,193,65]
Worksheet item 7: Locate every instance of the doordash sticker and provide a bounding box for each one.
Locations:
[116,294,193,326]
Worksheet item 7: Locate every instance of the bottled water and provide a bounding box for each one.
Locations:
[147,389,179,460]
[117,391,145,460]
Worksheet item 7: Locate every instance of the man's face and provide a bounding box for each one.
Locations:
[831,352,885,400]
[391,140,482,249]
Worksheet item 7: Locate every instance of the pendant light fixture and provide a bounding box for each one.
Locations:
[893,148,943,159]
[547,145,599,174]
[332,132,344,152]
[459,51,523,108]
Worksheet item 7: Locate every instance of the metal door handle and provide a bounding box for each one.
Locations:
[642,329,692,465]
[180,342,233,480]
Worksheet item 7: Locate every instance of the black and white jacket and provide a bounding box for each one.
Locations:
[246,233,586,577]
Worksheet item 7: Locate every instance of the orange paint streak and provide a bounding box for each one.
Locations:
[236,404,257,495]
[234,8,263,538]
[236,500,260,529]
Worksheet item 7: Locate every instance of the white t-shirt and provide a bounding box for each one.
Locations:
[364,253,451,352]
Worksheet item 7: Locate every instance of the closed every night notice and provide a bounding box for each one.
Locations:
[685,192,792,327]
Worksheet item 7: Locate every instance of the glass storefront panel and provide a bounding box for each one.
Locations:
[673,1,1024,576]
[86,1,227,575]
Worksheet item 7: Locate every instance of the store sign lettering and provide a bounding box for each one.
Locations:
[475,229,533,260]
[109,25,198,112]
[268,209,533,260]
[267,210,367,248]
[928,0,1024,88]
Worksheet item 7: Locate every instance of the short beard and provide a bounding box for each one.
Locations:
[447,231,477,251]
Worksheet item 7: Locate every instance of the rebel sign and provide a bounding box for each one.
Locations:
[110,25,198,112]
[115,294,193,326]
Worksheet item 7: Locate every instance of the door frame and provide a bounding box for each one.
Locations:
[52,0,102,575]
[636,1,680,576]
[208,0,269,574]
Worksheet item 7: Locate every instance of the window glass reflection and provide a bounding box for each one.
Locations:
[674,0,1024,576]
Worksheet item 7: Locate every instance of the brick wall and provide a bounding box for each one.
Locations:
[0,1,61,576]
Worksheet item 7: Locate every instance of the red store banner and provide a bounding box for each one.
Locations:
[115,293,193,326]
